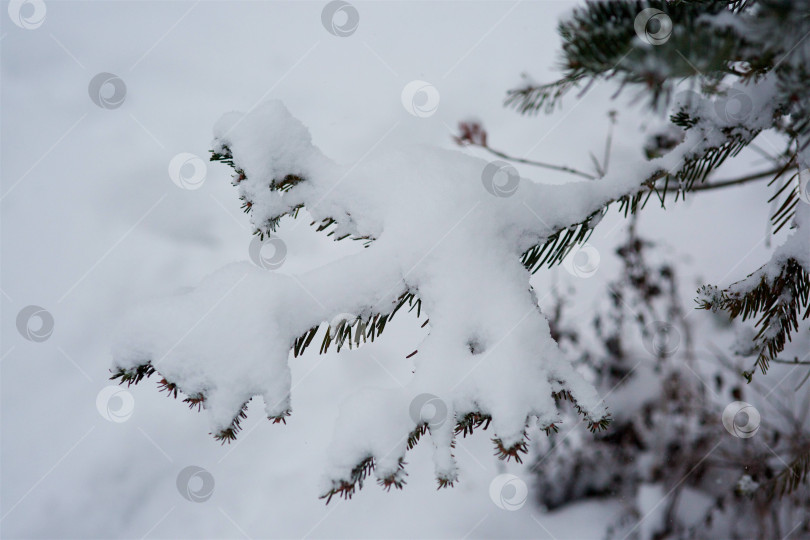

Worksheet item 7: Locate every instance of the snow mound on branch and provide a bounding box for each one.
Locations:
[112,100,633,498]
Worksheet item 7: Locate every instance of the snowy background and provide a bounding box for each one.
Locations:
[0,1,793,538]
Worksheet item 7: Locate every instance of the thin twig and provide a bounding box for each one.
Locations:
[602,111,617,177]
[479,145,596,180]
[686,165,793,192]
[771,358,810,366]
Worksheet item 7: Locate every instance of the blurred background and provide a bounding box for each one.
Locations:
[2,1,805,538]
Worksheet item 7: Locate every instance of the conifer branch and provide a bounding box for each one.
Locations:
[763,448,810,498]
[698,259,810,379]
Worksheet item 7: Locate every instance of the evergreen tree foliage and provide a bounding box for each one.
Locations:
[505,0,810,380]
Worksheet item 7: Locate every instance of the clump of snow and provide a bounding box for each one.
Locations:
[726,203,810,296]
[736,474,759,496]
